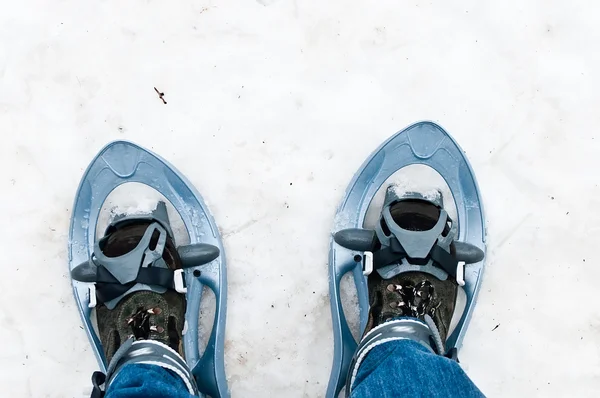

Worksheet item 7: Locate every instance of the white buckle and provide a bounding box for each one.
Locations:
[88,284,97,308]
[456,261,465,286]
[174,269,187,293]
[362,251,374,276]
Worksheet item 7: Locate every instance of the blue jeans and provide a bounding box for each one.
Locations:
[105,364,194,398]
[350,339,484,397]
[106,340,484,397]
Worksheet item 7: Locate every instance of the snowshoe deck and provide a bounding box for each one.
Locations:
[327,122,486,397]
[68,141,228,398]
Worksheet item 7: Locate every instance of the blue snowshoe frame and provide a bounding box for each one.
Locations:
[327,121,486,397]
[68,141,229,398]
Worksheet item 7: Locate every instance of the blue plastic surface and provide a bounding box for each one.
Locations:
[326,122,486,397]
[68,141,229,398]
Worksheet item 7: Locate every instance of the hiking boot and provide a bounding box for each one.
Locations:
[95,220,186,362]
[363,192,461,347]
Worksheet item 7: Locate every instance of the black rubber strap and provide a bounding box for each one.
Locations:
[429,245,458,277]
[373,248,404,270]
[94,266,184,303]
[372,239,405,267]
[96,283,133,304]
[90,371,106,398]
[95,266,179,288]
[445,347,459,362]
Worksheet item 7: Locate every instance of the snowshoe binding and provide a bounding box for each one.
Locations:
[68,141,229,397]
[327,122,486,397]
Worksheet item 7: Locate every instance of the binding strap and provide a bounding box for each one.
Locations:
[372,237,458,278]
[93,266,188,303]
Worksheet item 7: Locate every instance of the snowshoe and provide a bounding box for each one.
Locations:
[327,122,486,397]
[68,141,228,398]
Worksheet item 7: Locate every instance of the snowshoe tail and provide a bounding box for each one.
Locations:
[68,141,229,398]
[326,122,486,397]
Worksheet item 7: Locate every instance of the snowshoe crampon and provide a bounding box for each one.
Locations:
[327,122,486,397]
[68,141,228,398]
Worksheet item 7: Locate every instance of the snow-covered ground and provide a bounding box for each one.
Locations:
[2,0,600,396]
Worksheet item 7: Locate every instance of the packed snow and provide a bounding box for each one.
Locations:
[2,1,600,397]
[97,183,190,245]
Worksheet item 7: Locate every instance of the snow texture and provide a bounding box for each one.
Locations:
[97,183,190,245]
[2,1,600,397]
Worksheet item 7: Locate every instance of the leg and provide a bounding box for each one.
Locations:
[71,202,216,398]
[90,339,199,398]
[337,190,486,397]
[105,364,196,398]
[350,339,484,398]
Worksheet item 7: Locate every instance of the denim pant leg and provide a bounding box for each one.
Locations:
[350,339,485,398]
[105,364,197,398]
